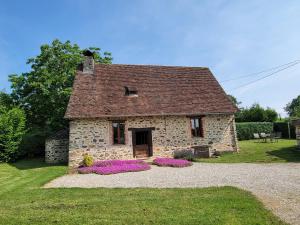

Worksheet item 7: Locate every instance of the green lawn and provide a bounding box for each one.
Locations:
[0,159,286,225]
[197,139,300,163]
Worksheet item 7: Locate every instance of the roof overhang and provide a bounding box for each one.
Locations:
[65,111,236,120]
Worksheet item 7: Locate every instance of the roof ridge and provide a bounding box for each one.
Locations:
[95,63,209,69]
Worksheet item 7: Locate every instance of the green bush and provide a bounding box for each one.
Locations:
[83,154,94,167]
[0,107,26,162]
[236,122,273,140]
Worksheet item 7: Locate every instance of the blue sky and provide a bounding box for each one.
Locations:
[0,0,300,116]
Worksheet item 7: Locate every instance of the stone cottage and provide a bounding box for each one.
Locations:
[65,52,239,168]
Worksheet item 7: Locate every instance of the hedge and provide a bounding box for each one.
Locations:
[236,122,273,140]
[0,107,26,162]
[273,122,295,139]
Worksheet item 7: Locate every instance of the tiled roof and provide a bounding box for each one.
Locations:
[65,64,238,119]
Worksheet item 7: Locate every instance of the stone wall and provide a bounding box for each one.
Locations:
[68,114,238,168]
[45,138,69,163]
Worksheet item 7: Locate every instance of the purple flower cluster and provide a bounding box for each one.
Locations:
[93,159,144,167]
[78,159,150,175]
[93,163,150,175]
[153,158,192,167]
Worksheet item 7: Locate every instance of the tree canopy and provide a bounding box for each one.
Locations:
[285,95,300,118]
[9,39,112,133]
[227,95,242,108]
[0,92,15,109]
[228,95,278,122]
[236,103,278,122]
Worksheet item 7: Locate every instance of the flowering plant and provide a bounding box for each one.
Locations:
[93,159,145,167]
[93,163,150,175]
[78,159,150,175]
[153,158,192,167]
[83,154,94,167]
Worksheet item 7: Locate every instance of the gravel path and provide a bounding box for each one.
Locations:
[45,163,300,225]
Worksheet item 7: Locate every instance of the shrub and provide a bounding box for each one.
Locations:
[236,122,273,140]
[153,158,192,167]
[83,154,94,167]
[0,107,26,162]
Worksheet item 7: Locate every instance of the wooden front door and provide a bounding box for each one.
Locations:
[132,129,153,158]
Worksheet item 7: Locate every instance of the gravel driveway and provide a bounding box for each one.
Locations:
[45,163,300,225]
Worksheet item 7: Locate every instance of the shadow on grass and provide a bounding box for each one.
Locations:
[9,158,67,170]
[267,146,300,162]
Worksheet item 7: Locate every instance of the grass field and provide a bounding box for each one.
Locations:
[197,139,300,163]
[0,159,286,225]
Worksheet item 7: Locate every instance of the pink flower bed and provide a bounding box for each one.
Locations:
[93,159,144,167]
[153,158,192,167]
[78,159,150,175]
[93,163,150,175]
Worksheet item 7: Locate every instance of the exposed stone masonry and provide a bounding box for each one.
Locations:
[45,138,69,163]
[68,114,238,168]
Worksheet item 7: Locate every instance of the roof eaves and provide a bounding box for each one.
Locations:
[65,111,236,120]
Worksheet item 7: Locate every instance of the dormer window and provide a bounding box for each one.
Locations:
[125,86,138,97]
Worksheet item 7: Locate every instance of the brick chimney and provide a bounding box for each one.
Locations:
[82,50,94,74]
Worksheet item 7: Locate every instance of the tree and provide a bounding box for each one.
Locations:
[0,106,26,162]
[236,103,278,122]
[228,95,245,121]
[9,39,112,133]
[227,95,242,108]
[285,95,300,118]
[0,91,14,109]
[264,107,278,122]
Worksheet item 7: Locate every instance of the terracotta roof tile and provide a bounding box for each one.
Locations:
[65,64,238,118]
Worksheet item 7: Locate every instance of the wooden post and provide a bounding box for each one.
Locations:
[287,122,291,139]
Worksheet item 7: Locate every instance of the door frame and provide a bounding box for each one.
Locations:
[129,127,154,158]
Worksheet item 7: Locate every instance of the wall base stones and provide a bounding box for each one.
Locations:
[68,114,239,168]
[69,146,133,168]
